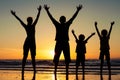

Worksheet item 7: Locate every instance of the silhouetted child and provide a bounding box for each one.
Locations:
[11,5,41,80]
[94,21,114,80]
[72,30,95,79]
[44,4,82,80]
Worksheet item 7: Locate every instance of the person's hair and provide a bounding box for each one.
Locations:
[27,17,33,24]
[59,16,66,23]
[101,29,108,36]
[79,34,85,40]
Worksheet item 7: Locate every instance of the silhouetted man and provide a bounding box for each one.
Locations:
[11,5,41,80]
[72,29,95,80]
[44,4,82,80]
[95,21,115,80]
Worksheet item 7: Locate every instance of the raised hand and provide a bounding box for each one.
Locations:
[77,4,83,11]
[95,21,97,26]
[11,10,16,15]
[37,5,42,11]
[111,21,115,26]
[44,4,50,11]
[91,32,95,35]
[72,29,75,34]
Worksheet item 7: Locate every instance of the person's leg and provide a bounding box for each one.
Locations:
[31,56,36,80]
[53,42,62,76]
[66,63,69,80]
[76,60,79,80]
[54,55,61,75]
[54,62,58,75]
[99,52,104,75]
[22,55,28,80]
[31,48,36,72]
[76,61,79,75]
[106,52,111,80]
[30,42,36,80]
[54,70,57,80]
[31,55,36,79]
[81,55,85,80]
[76,54,80,76]
[22,45,29,80]
[100,59,104,80]
[63,42,70,80]
[107,59,111,80]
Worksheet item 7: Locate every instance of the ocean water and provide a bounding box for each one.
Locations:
[0,59,120,75]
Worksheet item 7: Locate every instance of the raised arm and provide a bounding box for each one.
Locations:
[71,30,78,41]
[108,21,115,37]
[11,10,25,26]
[68,4,82,23]
[94,21,101,38]
[33,5,41,26]
[85,32,95,42]
[44,4,58,24]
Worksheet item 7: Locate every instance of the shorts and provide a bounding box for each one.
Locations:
[23,40,36,57]
[99,50,110,61]
[53,42,71,64]
[76,53,85,65]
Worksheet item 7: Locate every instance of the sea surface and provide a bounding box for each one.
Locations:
[0,59,120,75]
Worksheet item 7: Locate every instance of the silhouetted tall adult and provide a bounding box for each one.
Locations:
[11,5,41,80]
[44,4,82,79]
[94,21,115,80]
[72,30,95,80]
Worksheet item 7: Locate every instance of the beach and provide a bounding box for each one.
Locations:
[0,70,120,80]
[0,59,120,80]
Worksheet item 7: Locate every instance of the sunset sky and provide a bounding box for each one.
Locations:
[0,0,120,60]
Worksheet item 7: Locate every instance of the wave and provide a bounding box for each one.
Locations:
[0,59,120,74]
[0,59,120,66]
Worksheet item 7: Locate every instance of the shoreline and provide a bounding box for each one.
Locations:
[0,70,120,80]
[0,59,120,80]
[0,69,120,75]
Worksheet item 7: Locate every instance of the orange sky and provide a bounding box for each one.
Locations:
[0,0,120,60]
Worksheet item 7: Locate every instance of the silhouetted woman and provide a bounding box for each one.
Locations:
[11,5,41,80]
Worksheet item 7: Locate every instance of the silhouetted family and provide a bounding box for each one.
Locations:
[11,4,115,80]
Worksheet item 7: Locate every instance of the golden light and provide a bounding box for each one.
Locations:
[49,50,55,57]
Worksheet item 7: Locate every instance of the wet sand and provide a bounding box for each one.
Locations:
[0,70,120,80]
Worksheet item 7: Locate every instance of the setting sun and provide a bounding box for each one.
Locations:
[49,50,55,57]
[0,0,120,60]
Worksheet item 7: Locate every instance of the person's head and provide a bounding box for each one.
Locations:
[79,34,85,41]
[27,17,33,25]
[59,16,66,24]
[101,29,108,37]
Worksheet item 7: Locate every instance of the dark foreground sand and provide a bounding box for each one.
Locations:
[0,70,120,80]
